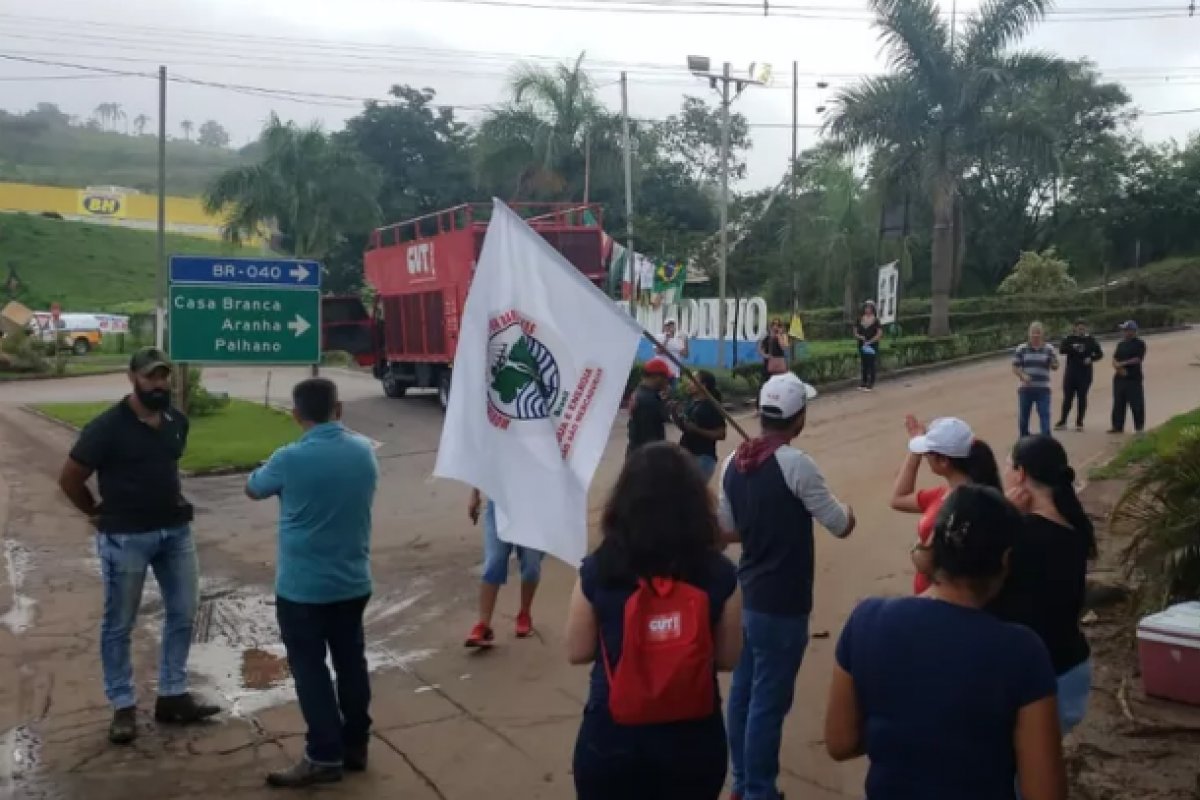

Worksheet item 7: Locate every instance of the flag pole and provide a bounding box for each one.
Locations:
[641,330,752,441]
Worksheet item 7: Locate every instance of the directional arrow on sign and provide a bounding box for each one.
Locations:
[287,314,311,337]
[289,265,311,283]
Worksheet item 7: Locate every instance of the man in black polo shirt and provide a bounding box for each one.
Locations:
[58,347,218,745]
[1109,320,1148,434]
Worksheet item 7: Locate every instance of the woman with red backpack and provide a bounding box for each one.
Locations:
[565,442,743,800]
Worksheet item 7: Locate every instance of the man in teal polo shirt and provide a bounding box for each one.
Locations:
[246,378,379,788]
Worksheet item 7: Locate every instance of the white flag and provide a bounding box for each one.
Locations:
[433,200,644,566]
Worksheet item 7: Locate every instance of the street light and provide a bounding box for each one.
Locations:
[688,57,763,369]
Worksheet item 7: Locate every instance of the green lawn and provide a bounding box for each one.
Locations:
[1092,405,1200,479]
[34,399,298,473]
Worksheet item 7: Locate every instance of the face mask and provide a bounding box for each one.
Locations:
[136,386,171,411]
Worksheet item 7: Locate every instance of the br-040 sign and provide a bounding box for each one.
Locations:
[168,285,320,363]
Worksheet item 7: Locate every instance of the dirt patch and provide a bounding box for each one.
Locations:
[1070,481,1200,799]
[240,648,290,691]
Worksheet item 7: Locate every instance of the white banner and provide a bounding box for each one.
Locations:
[434,201,643,567]
[877,262,899,326]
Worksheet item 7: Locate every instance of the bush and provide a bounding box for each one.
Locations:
[1111,425,1200,611]
[998,249,1077,295]
[185,366,230,417]
[0,329,49,374]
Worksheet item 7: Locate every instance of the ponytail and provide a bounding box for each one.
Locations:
[948,440,1001,490]
[1012,436,1097,558]
[1051,468,1098,558]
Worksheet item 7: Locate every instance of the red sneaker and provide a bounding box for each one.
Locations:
[515,611,533,638]
[464,622,494,648]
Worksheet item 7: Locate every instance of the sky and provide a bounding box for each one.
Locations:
[0,0,1198,193]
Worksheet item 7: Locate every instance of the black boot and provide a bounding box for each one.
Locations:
[266,759,343,788]
[109,706,137,745]
[344,742,368,772]
[154,692,220,724]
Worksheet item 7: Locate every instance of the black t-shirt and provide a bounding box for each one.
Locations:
[1060,334,1103,371]
[627,385,667,455]
[760,335,785,359]
[987,514,1090,675]
[855,319,881,352]
[1113,337,1147,381]
[679,398,724,459]
[69,398,194,534]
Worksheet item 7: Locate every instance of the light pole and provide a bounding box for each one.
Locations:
[687,56,762,369]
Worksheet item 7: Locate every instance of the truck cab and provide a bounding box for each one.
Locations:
[353,203,607,408]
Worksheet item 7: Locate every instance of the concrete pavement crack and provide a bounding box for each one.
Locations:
[371,730,448,800]
[404,665,529,758]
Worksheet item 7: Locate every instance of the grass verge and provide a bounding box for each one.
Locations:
[33,399,297,473]
[1091,405,1200,480]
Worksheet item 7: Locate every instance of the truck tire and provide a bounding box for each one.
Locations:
[72,338,91,356]
[437,369,451,410]
[382,370,407,399]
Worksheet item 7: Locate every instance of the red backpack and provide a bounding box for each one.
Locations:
[601,576,716,726]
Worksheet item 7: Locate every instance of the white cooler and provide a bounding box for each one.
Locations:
[1137,601,1200,706]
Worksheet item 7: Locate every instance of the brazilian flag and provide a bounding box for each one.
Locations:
[652,259,687,296]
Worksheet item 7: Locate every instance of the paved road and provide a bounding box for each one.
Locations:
[2,329,1199,799]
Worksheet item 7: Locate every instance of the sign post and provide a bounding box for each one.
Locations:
[167,256,322,366]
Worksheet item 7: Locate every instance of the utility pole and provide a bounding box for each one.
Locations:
[950,0,959,50]
[156,65,167,350]
[790,60,799,322]
[717,62,733,369]
[620,72,634,303]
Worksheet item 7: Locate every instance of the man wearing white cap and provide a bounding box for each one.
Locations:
[654,318,689,390]
[718,373,856,800]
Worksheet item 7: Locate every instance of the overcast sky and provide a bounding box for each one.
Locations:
[1,0,1198,192]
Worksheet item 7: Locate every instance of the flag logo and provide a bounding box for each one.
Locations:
[487,310,565,426]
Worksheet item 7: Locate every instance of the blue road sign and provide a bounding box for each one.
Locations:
[169,255,321,288]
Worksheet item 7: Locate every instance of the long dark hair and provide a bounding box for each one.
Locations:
[595,442,719,587]
[694,369,723,404]
[932,485,1022,581]
[947,440,1002,489]
[1012,435,1097,557]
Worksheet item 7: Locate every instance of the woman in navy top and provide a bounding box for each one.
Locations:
[565,442,742,800]
[824,485,1067,800]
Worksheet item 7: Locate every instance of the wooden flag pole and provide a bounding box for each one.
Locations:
[639,330,752,442]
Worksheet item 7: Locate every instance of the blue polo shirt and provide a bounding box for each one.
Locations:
[247,422,378,604]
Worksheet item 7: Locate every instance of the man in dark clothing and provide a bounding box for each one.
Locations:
[57,347,219,746]
[1056,319,1104,431]
[1109,320,1148,434]
[718,373,856,800]
[626,357,672,456]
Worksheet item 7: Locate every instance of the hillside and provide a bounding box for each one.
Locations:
[0,110,247,196]
[1,213,260,313]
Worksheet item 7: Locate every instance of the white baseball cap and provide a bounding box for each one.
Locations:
[759,373,818,419]
[908,417,974,459]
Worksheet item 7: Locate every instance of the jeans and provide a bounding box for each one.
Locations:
[1112,378,1146,432]
[573,710,727,800]
[1018,387,1052,437]
[481,500,543,585]
[727,610,810,800]
[1057,660,1092,734]
[96,526,199,710]
[859,350,878,388]
[1059,369,1093,427]
[276,594,372,766]
[693,453,718,483]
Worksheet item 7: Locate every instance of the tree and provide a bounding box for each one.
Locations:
[654,96,752,184]
[93,103,115,130]
[133,114,151,136]
[180,119,194,141]
[997,249,1076,294]
[204,114,381,288]
[197,119,230,148]
[827,0,1065,335]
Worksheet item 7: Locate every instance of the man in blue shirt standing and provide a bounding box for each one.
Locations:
[246,378,379,788]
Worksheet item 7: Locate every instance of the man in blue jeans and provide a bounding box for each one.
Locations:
[718,373,856,800]
[58,347,219,745]
[246,378,379,788]
[1012,321,1060,437]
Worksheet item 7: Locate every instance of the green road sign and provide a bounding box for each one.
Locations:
[168,285,321,364]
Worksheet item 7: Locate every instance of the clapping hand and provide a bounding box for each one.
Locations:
[904,414,925,438]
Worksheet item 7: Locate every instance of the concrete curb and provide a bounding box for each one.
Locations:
[0,367,125,383]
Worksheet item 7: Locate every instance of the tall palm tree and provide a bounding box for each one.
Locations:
[826,0,1064,336]
[204,114,380,258]
[133,114,150,136]
[93,103,113,130]
[475,52,611,200]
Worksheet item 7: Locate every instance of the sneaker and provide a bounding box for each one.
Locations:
[464,622,495,648]
[266,759,343,788]
[1054,421,1067,431]
[515,611,533,638]
[154,693,220,724]
[108,706,137,745]
[344,743,368,773]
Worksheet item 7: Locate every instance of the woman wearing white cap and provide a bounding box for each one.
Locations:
[890,416,1001,594]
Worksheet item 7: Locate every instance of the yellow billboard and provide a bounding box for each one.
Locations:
[77,188,127,218]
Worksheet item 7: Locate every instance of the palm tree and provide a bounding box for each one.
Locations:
[133,114,150,136]
[180,119,194,141]
[112,104,126,134]
[475,52,612,200]
[204,114,380,258]
[93,103,114,130]
[826,0,1064,336]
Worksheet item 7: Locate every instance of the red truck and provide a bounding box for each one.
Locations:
[323,203,608,408]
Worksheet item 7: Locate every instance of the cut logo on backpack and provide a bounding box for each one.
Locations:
[601,577,715,726]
